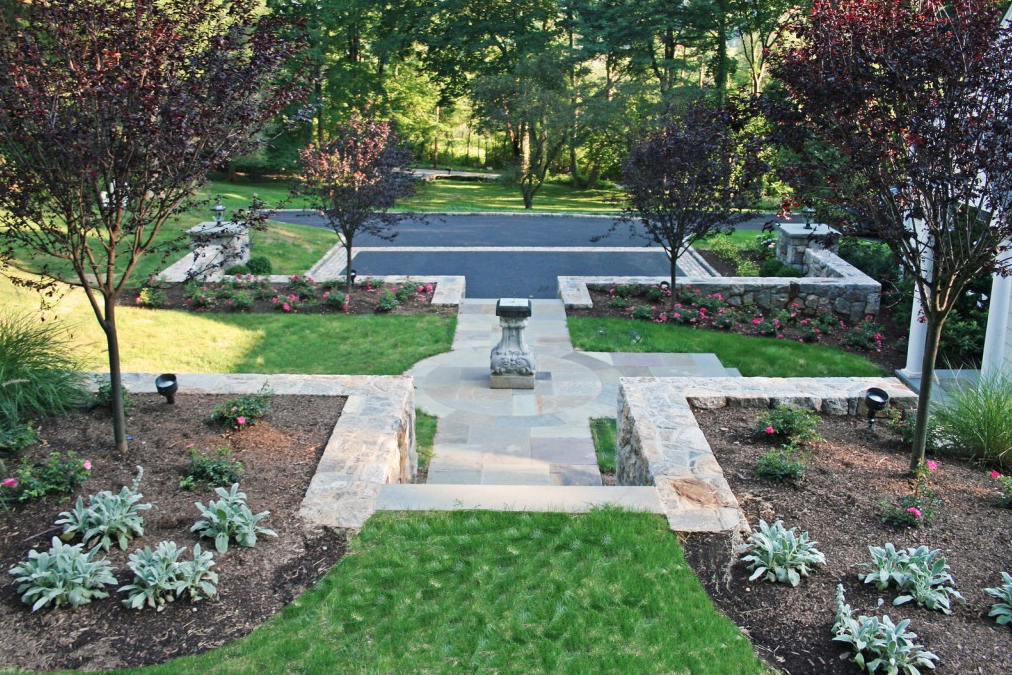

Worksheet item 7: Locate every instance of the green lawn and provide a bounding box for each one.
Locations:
[0,277,455,376]
[569,317,885,377]
[590,418,618,474]
[396,179,624,213]
[120,510,769,675]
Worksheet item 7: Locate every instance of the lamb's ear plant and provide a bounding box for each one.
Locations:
[857,544,963,614]
[985,571,1012,626]
[832,585,939,675]
[8,537,116,611]
[738,519,825,587]
[191,483,276,553]
[56,466,151,551]
[119,541,218,610]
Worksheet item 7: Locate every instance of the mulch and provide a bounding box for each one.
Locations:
[684,408,1012,675]
[0,394,347,672]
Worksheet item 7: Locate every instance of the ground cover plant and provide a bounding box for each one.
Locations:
[395,176,624,213]
[590,417,618,480]
[684,407,1012,675]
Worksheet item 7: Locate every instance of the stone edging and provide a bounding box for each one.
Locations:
[616,377,917,533]
[112,372,416,531]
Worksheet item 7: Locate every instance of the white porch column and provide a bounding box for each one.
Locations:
[899,219,932,380]
[982,272,1012,378]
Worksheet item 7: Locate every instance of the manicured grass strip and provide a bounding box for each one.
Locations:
[247,221,336,275]
[395,179,624,213]
[590,417,617,474]
[569,317,885,378]
[125,510,769,675]
[0,277,455,376]
[415,409,437,470]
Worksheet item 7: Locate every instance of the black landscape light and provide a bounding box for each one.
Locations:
[803,207,815,230]
[659,281,670,291]
[865,387,890,429]
[212,196,227,224]
[349,269,358,284]
[155,374,178,405]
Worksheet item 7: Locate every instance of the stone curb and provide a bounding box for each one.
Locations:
[617,376,917,533]
[111,372,416,531]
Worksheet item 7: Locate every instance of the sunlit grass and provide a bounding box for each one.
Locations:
[569,317,885,377]
[122,510,770,675]
[590,417,618,475]
[396,179,624,213]
[0,277,455,376]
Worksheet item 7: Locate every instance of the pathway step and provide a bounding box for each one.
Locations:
[376,484,663,514]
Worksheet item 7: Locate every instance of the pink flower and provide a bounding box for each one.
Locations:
[926,460,938,472]
[765,426,775,435]
[991,470,1002,479]
[237,416,247,426]
[3,478,17,488]
[83,460,92,471]
[906,507,923,518]
[283,303,291,311]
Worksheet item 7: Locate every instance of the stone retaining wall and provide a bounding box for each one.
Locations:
[560,247,880,323]
[616,377,916,533]
[115,372,416,530]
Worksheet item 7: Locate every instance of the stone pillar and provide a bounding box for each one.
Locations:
[898,219,931,381]
[982,271,1012,378]
[186,221,250,280]
[490,298,536,389]
[776,223,840,271]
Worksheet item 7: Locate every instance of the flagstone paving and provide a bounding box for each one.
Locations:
[406,299,739,488]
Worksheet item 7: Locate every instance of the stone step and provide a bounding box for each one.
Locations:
[376,484,663,514]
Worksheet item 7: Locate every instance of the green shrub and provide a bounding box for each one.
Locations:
[228,291,254,311]
[183,281,216,308]
[0,420,37,456]
[180,447,244,489]
[2,451,92,505]
[841,318,884,351]
[225,264,251,275]
[8,537,116,611]
[754,448,806,481]
[759,258,803,277]
[323,291,349,310]
[93,376,134,413]
[135,286,168,308]
[286,274,316,300]
[837,237,900,283]
[0,312,89,425]
[210,385,273,430]
[755,405,822,445]
[247,256,273,275]
[377,290,399,312]
[880,460,944,527]
[394,285,416,303]
[630,305,655,321]
[932,375,1012,468]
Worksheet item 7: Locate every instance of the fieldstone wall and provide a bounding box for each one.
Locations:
[616,377,916,533]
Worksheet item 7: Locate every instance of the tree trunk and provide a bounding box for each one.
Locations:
[103,295,129,454]
[432,105,440,168]
[344,237,354,295]
[569,144,579,190]
[587,163,600,190]
[669,253,678,308]
[910,315,944,470]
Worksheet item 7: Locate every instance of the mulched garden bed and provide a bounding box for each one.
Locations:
[684,407,1012,675]
[122,275,444,316]
[567,285,909,374]
[0,393,347,672]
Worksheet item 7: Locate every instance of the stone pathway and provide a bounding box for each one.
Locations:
[405,299,738,487]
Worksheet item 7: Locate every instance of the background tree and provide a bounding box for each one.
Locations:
[599,98,767,291]
[0,0,304,453]
[769,0,1012,469]
[294,115,416,293]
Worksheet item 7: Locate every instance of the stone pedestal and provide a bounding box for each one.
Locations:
[490,298,536,389]
[777,223,839,271]
[186,221,250,280]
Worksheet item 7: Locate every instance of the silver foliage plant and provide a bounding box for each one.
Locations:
[191,483,277,553]
[56,466,152,551]
[119,541,218,610]
[8,537,116,611]
[985,571,1012,626]
[832,585,939,675]
[738,519,826,587]
[857,544,963,614]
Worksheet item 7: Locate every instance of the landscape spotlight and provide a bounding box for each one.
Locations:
[155,374,178,405]
[864,387,890,429]
[803,207,815,230]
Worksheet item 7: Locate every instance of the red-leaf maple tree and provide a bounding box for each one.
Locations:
[0,0,305,452]
[294,114,417,294]
[770,0,1012,469]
